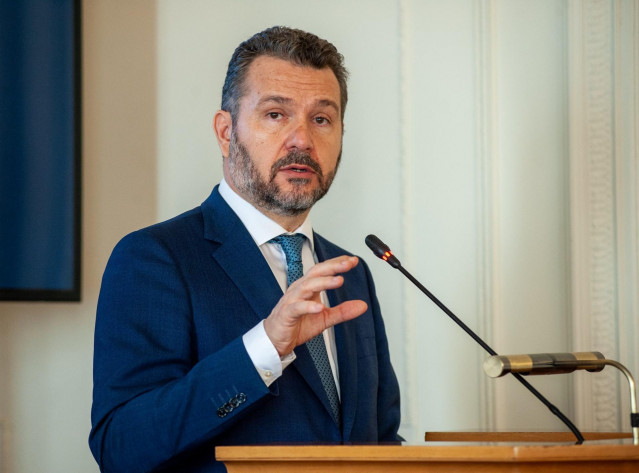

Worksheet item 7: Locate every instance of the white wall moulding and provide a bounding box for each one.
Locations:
[568,0,639,432]
[613,0,639,429]
[399,0,418,442]
[473,0,499,432]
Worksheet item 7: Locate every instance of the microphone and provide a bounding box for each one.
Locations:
[484,352,606,378]
[365,234,585,444]
[365,235,400,268]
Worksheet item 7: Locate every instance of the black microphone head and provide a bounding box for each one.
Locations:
[365,234,401,268]
[365,234,390,257]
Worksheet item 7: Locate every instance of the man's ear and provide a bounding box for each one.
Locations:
[213,110,232,157]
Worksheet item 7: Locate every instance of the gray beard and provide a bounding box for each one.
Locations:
[227,130,340,216]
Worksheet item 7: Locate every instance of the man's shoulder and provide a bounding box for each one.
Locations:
[131,206,204,243]
[115,187,229,250]
[105,207,204,263]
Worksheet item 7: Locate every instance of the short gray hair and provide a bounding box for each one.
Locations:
[221,26,349,122]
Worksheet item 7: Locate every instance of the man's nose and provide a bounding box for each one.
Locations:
[285,120,313,151]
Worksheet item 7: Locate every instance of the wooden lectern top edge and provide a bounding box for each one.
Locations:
[216,443,639,463]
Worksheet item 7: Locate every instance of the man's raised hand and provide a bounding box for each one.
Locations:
[263,255,367,356]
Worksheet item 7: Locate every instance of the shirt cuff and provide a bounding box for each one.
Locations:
[243,320,296,387]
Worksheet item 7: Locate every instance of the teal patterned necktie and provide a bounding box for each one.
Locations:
[270,234,341,427]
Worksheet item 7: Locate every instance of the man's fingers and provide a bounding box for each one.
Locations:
[282,298,366,325]
[305,255,359,278]
[322,300,368,327]
[292,274,344,297]
[287,255,358,296]
[264,255,364,355]
[266,299,367,351]
[281,300,325,321]
[290,300,368,348]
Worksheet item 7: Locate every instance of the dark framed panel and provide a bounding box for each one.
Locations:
[0,0,82,301]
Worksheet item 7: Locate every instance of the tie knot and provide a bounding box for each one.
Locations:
[270,234,306,285]
[270,234,306,263]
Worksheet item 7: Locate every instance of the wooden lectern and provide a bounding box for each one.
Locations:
[216,438,639,472]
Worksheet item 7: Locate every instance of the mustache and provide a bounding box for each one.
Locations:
[269,151,323,180]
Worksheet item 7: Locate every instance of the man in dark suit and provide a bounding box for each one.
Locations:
[90,26,402,472]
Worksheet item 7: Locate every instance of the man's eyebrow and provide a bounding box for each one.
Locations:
[256,95,293,107]
[316,99,340,114]
[256,95,340,114]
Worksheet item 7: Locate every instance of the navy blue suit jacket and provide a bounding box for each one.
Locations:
[90,186,401,472]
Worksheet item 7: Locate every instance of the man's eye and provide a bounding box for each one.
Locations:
[314,116,329,125]
[268,112,282,119]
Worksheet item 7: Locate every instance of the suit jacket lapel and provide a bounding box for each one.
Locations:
[201,187,282,321]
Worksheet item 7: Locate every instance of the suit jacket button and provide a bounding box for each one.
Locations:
[237,393,247,404]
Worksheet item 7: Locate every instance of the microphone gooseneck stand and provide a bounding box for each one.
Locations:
[365,234,585,444]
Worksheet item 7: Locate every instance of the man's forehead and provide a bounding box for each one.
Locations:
[241,56,341,109]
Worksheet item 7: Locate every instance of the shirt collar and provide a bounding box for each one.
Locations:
[218,178,315,249]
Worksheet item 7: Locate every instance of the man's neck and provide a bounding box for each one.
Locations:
[259,208,311,233]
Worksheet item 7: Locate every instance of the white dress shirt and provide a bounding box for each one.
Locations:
[218,179,340,396]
